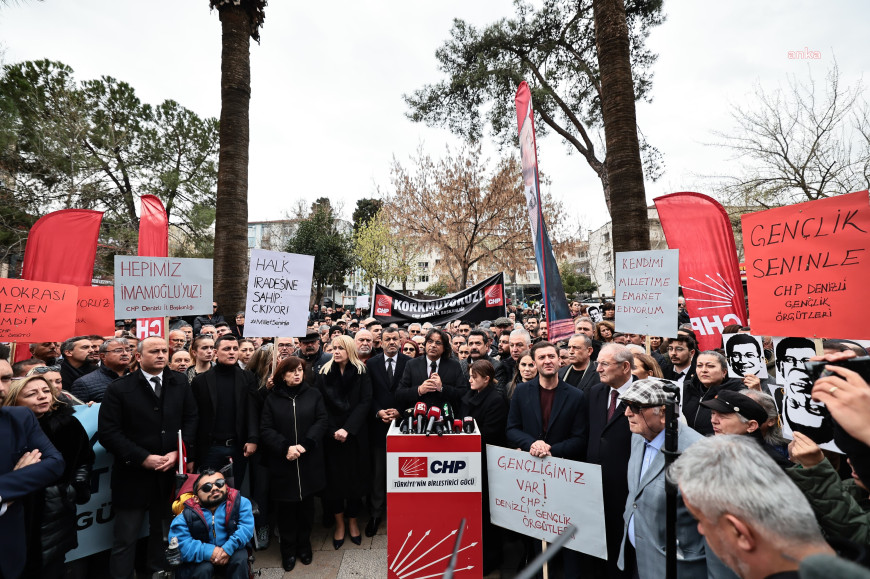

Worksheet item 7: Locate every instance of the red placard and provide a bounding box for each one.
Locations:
[75,286,115,336]
[0,279,77,342]
[741,191,870,338]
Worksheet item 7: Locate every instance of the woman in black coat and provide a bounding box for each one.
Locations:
[4,375,95,579]
[317,335,372,549]
[260,356,328,571]
[460,360,509,575]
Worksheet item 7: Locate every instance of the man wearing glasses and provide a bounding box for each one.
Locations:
[70,338,132,402]
[585,343,637,579]
[775,337,833,446]
[169,469,254,579]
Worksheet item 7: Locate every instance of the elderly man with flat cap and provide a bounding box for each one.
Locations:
[297,331,332,382]
[617,378,733,579]
[701,389,792,470]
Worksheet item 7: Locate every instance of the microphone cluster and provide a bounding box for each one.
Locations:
[397,403,476,435]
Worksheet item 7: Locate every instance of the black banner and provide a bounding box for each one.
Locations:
[372,273,507,326]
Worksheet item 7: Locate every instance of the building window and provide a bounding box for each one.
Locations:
[605,271,613,281]
[418,261,429,270]
[418,274,430,283]
[248,236,256,248]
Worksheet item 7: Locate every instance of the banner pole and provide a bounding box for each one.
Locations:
[541,540,548,579]
[271,336,279,379]
[646,335,651,356]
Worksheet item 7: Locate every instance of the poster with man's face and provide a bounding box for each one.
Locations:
[773,336,841,452]
[724,333,768,379]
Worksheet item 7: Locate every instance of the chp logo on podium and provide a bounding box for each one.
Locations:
[375,294,393,316]
[484,283,504,307]
[398,457,427,478]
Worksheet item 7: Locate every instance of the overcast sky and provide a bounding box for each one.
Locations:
[1,0,865,233]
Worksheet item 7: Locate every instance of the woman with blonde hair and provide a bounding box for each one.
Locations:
[186,334,215,382]
[4,376,94,577]
[317,335,372,549]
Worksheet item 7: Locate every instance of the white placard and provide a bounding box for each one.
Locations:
[113,256,212,318]
[356,294,370,309]
[244,249,314,338]
[614,249,679,337]
[486,446,607,558]
[724,333,768,379]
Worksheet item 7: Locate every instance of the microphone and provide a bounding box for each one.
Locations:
[414,402,428,434]
[453,419,463,434]
[425,406,442,436]
[435,416,445,436]
[463,416,475,434]
[442,402,453,423]
[400,416,410,434]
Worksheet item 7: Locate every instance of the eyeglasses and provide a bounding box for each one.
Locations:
[28,365,61,374]
[626,402,658,414]
[198,479,226,493]
[403,347,417,353]
[277,344,294,349]
[106,348,133,354]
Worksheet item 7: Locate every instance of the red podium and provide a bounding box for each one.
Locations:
[386,422,483,579]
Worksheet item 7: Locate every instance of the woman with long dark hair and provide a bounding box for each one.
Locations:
[317,335,372,549]
[260,356,328,571]
[4,375,94,578]
[460,360,509,574]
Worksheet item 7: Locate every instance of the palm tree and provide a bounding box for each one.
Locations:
[209,0,266,315]
[592,0,651,253]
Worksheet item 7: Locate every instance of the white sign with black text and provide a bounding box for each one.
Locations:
[113,256,213,318]
[614,249,679,338]
[244,249,314,338]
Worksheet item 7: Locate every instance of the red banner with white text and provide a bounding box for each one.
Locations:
[137,195,170,338]
[654,192,747,350]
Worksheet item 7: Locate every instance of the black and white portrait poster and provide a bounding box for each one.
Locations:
[724,333,769,380]
[773,336,841,453]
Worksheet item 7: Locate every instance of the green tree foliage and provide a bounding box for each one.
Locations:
[353,209,419,290]
[404,0,664,214]
[559,260,597,298]
[352,197,383,232]
[0,59,218,271]
[286,203,355,306]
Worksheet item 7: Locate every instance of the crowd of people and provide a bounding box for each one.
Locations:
[1,298,869,579]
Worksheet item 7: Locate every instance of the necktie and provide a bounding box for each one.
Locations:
[151,376,162,398]
[430,360,437,377]
[607,388,619,421]
[387,358,394,381]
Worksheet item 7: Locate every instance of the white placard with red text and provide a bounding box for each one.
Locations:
[486,445,607,558]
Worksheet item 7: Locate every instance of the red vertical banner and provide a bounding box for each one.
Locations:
[137,195,169,338]
[515,82,573,342]
[654,192,747,350]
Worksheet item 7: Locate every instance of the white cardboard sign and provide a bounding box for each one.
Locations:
[615,249,679,338]
[244,249,314,338]
[113,256,212,318]
[486,446,607,558]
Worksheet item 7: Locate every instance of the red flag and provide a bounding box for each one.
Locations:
[137,195,169,338]
[21,209,103,286]
[654,192,747,350]
[138,195,168,257]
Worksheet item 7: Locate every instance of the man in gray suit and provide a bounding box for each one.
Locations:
[616,378,734,579]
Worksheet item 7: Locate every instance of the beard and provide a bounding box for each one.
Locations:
[199,491,227,508]
[785,407,834,446]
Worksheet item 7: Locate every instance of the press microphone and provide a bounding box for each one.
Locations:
[414,402,428,434]
[425,406,442,436]
[442,402,453,423]
[435,416,445,436]
[463,416,475,434]
[453,419,463,434]
[400,416,410,434]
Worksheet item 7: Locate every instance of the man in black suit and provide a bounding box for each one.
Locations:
[99,335,198,578]
[190,334,260,486]
[394,328,465,410]
[364,327,409,537]
[460,329,508,394]
[558,334,598,392]
[0,406,65,579]
[506,341,588,577]
[585,343,636,579]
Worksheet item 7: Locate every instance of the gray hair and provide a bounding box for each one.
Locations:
[600,343,633,365]
[509,328,531,345]
[409,323,422,331]
[99,337,129,354]
[741,388,790,446]
[668,435,824,546]
[698,350,728,373]
[569,333,593,348]
[575,316,593,326]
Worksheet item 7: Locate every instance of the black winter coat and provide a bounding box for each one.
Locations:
[460,386,508,451]
[260,382,328,502]
[317,363,372,500]
[682,376,745,436]
[30,406,95,571]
